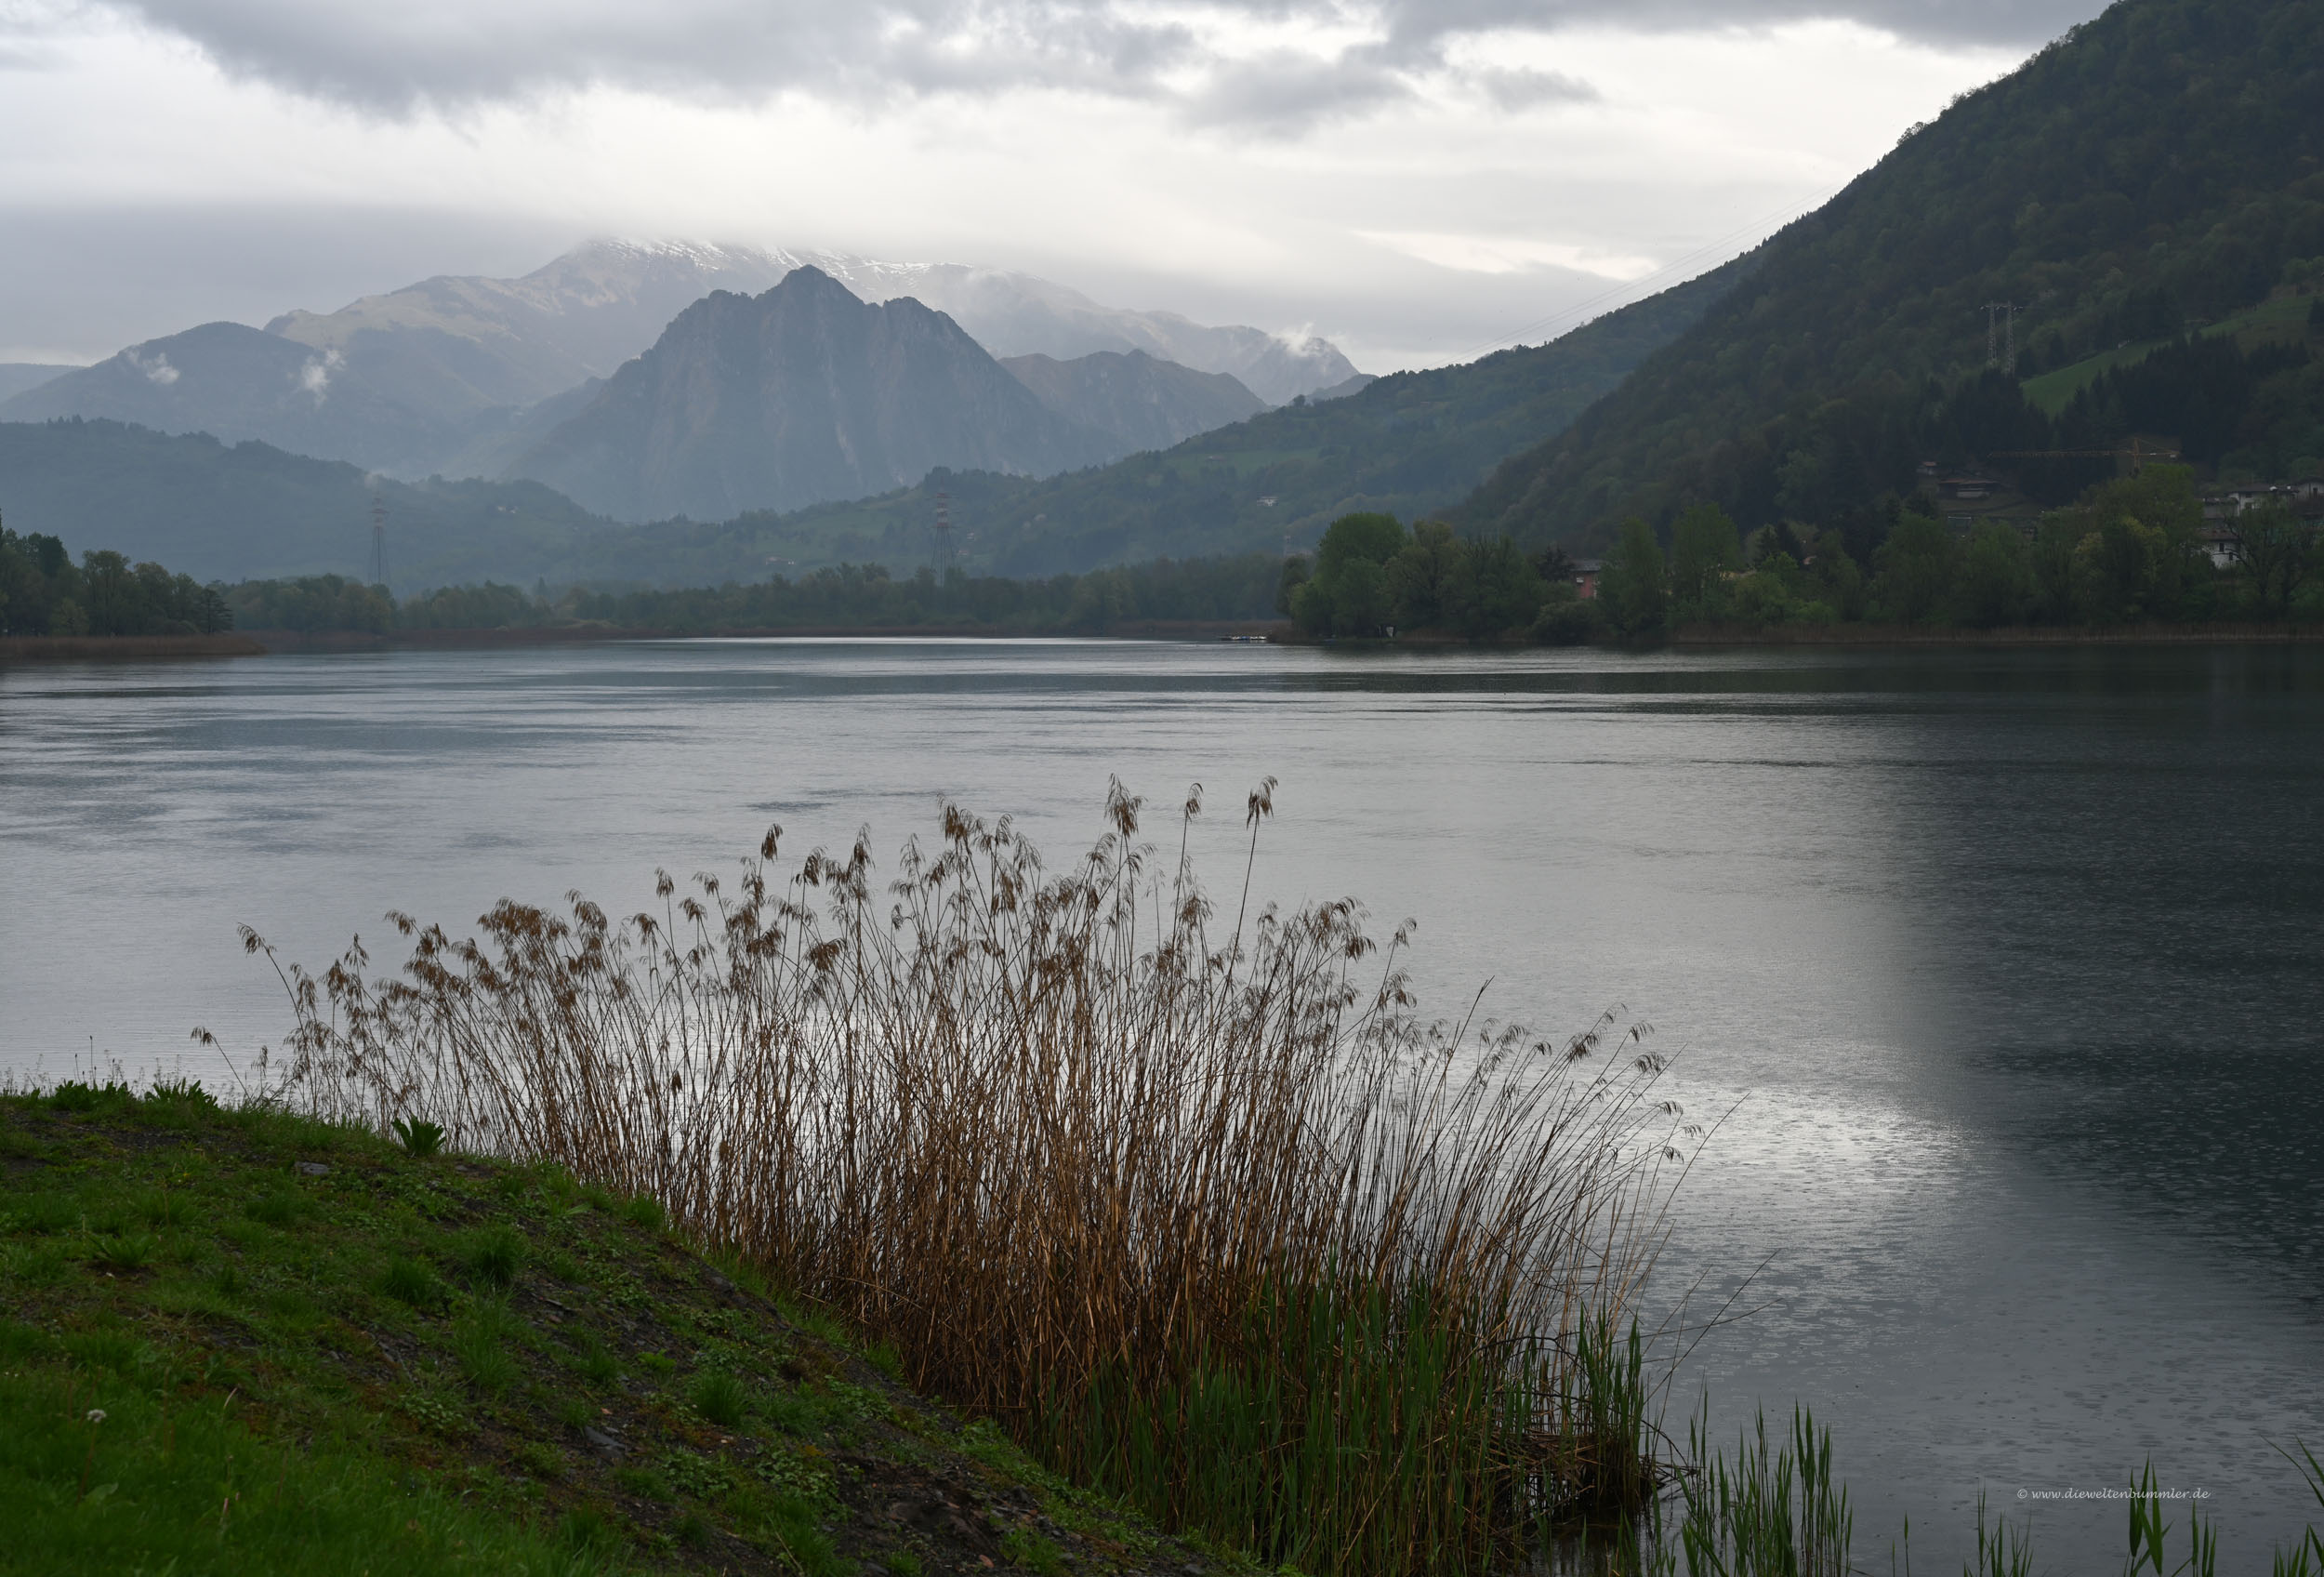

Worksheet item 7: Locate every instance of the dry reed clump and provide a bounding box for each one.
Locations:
[232,779,1692,1576]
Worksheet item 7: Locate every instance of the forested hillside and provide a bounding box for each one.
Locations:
[1458,0,2324,550]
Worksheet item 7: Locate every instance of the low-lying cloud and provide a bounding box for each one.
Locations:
[128,349,180,384]
[296,347,340,402]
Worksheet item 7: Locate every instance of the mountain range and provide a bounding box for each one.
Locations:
[0,240,1358,497]
[0,257,1720,587]
[513,268,1124,523]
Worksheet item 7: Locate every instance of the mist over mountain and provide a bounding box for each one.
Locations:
[264,240,801,407]
[861,265,1362,404]
[274,242,1364,408]
[0,240,1364,490]
[510,267,1121,523]
[999,351,1265,454]
[0,244,808,476]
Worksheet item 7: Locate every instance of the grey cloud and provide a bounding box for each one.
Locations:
[103,0,1216,113]
[1186,50,1418,135]
[1472,66,1597,111]
[1366,0,2096,58]
[86,0,2099,127]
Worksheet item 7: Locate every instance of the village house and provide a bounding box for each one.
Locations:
[2197,477,2324,567]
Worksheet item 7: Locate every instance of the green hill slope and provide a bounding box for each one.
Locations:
[1457,0,2324,550]
[0,1084,1215,1577]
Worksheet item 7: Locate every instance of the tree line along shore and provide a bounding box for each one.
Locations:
[4,461,2319,656]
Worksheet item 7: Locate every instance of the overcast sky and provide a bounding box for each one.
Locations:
[0,0,2103,371]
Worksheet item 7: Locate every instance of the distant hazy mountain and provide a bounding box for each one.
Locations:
[0,240,1361,485]
[0,244,808,477]
[265,241,801,411]
[0,364,73,403]
[435,378,604,483]
[269,240,1363,408]
[1000,351,1263,455]
[0,324,486,476]
[846,264,1362,404]
[512,267,1119,522]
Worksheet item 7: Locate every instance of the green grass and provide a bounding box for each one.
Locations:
[1003,1526,1069,1575]
[2022,291,2319,414]
[0,1345,601,1575]
[2022,336,2180,414]
[688,1370,747,1427]
[379,1254,442,1307]
[450,1301,525,1394]
[0,1083,1233,1577]
[465,1224,524,1290]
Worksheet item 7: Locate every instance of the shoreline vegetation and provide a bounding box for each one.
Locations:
[7,461,2323,660]
[8,790,2324,1572]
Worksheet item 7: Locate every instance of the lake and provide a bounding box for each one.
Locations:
[5,638,2320,1569]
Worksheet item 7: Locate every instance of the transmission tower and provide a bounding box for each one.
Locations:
[1984,302,2021,374]
[369,495,389,590]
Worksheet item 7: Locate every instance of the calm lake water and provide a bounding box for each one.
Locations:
[5,639,2321,1569]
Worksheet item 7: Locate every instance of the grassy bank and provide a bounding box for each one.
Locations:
[0,1080,1228,1576]
[12,1085,2322,1577]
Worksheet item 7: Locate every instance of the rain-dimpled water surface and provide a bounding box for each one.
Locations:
[5,639,2320,1570]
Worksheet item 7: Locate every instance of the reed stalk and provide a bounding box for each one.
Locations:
[233,780,1690,1575]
